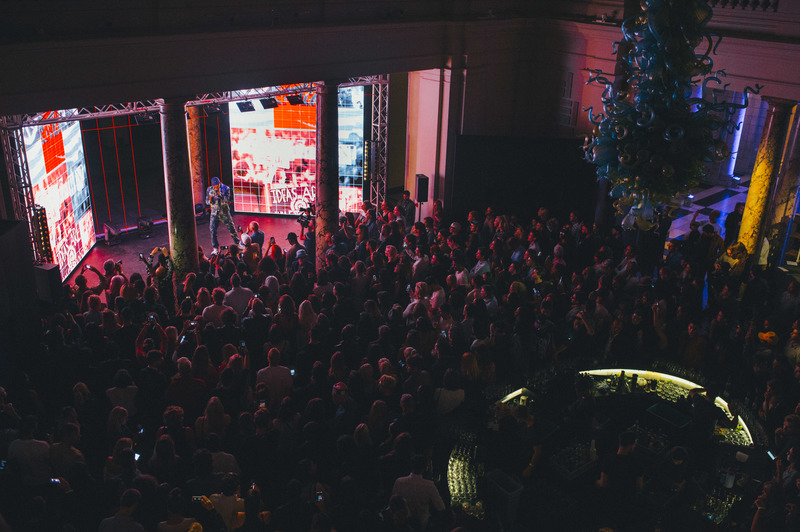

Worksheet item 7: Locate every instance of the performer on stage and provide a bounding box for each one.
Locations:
[206,177,239,254]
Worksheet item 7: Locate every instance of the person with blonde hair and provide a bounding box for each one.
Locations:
[195,396,231,441]
[104,436,133,481]
[106,406,131,452]
[297,300,317,347]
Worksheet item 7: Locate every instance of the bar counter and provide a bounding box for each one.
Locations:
[439,363,774,530]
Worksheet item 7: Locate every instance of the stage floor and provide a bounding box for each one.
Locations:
[65,213,299,286]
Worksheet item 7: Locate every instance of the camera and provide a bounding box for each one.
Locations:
[297,205,315,228]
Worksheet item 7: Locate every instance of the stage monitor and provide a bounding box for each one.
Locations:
[23,111,96,280]
[230,86,365,215]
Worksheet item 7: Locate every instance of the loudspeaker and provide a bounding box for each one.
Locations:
[415,174,429,203]
[34,263,63,305]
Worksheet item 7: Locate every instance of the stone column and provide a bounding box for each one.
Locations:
[158,98,199,282]
[767,105,800,229]
[739,96,795,259]
[315,81,339,273]
[186,104,207,207]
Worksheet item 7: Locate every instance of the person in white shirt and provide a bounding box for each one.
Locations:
[470,247,490,279]
[223,274,253,323]
[403,282,431,322]
[210,473,245,532]
[203,288,235,327]
[8,415,51,487]
[255,348,293,411]
[391,454,445,530]
[785,326,800,368]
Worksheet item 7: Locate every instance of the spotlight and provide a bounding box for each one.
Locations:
[287,94,304,106]
[732,176,741,181]
[134,112,158,125]
[687,194,694,199]
[260,98,279,109]
[203,103,223,116]
[237,101,255,112]
[104,222,122,246]
[137,217,153,239]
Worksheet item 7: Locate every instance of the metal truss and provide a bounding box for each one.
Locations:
[19,76,389,125]
[9,75,389,254]
[370,79,389,207]
[21,101,161,127]
[1,116,41,263]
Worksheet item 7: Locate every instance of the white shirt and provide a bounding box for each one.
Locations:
[392,473,445,530]
[224,286,254,322]
[470,260,490,278]
[255,365,293,408]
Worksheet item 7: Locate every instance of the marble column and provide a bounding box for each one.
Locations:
[315,81,339,273]
[186,104,208,207]
[158,98,199,283]
[739,96,795,258]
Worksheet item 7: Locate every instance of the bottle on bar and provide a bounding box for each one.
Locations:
[616,371,629,393]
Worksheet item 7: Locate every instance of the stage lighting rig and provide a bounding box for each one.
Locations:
[137,217,153,239]
[203,103,223,116]
[104,222,122,246]
[236,101,255,112]
[134,111,158,125]
[260,98,279,109]
[286,94,305,106]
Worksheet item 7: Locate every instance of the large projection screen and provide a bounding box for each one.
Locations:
[230,86,364,215]
[24,111,96,279]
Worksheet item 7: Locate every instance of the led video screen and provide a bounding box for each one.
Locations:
[24,111,95,279]
[230,86,365,215]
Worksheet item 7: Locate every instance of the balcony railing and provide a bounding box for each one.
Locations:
[708,0,779,12]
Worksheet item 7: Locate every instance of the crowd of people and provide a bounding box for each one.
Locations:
[2,196,800,531]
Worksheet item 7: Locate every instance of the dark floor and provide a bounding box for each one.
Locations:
[65,212,299,285]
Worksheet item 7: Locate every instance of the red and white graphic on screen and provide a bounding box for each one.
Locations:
[41,113,65,174]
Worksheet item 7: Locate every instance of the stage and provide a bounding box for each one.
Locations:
[64,213,299,286]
